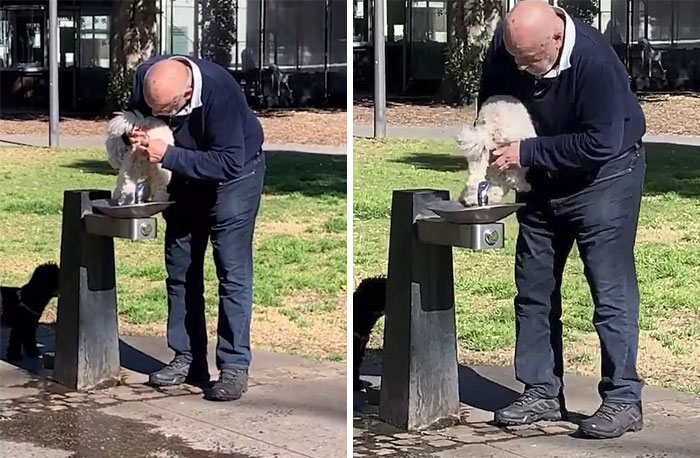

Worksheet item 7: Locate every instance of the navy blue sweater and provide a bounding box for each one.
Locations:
[127,55,264,182]
[479,19,645,172]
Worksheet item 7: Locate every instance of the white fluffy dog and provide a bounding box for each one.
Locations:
[105,110,174,205]
[456,95,535,206]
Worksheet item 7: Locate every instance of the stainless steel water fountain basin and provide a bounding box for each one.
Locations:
[91,199,174,219]
[424,200,524,224]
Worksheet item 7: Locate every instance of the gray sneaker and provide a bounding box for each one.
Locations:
[578,401,643,439]
[204,368,249,401]
[147,354,210,387]
[494,390,563,425]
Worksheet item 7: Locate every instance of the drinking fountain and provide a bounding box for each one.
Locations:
[53,186,173,390]
[378,182,524,430]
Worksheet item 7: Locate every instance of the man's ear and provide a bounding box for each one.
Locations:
[184,86,193,100]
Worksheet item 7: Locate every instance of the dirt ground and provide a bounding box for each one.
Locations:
[0,108,347,146]
[353,94,700,136]
[2,94,697,144]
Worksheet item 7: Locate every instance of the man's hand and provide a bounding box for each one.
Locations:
[135,139,168,163]
[128,128,149,147]
[490,141,522,171]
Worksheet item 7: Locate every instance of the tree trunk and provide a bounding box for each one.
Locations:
[448,0,501,49]
[108,0,158,110]
[444,0,503,105]
[111,0,158,74]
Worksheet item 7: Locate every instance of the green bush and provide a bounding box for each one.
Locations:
[445,40,484,106]
[558,0,600,25]
[107,68,134,111]
[201,0,237,67]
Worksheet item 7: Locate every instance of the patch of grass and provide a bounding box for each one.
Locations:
[324,215,347,233]
[279,308,311,328]
[3,198,63,216]
[650,331,689,357]
[0,147,346,361]
[354,138,700,394]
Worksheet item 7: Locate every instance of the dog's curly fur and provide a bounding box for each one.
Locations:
[353,276,387,391]
[0,262,60,361]
[106,110,174,205]
[457,95,536,206]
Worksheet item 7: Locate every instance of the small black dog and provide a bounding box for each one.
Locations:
[353,276,387,391]
[1,262,60,360]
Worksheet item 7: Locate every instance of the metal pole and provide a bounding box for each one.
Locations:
[49,0,59,147]
[194,0,199,57]
[626,0,631,75]
[373,0,386,138]
[259,0,265,99]
[170,0,174,53]
[324,0,330,103]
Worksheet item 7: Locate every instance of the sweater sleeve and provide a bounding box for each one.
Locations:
[519,58,626,171]
[161,95,247,182]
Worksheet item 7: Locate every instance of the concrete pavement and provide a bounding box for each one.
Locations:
[0,327,347,458]
[353,123,700,146]
[0,134,347,155]
[354,360,700,457]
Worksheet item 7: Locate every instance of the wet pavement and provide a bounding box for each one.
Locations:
[0,330,347,458]
[354,363,700,457]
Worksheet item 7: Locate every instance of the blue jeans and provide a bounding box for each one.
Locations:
[163,152,265,370]
[514,144,646,404]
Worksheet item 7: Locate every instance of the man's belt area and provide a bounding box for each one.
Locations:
[527,140,642,196]
[169,148,263,189]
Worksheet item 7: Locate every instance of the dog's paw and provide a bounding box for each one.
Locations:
[115,192,136,206]
[459,196,478,207]
[458,188,478,207]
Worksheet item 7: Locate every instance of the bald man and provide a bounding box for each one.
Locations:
[126,55,265,402]
[479,1,646,438]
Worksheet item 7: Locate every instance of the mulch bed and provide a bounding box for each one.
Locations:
[0,108,347,146]
[353,94,700,136]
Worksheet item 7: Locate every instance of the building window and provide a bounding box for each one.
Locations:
[0,10,10,68]
[411,1,447,43]
[676,0,700,46]
[0,8,47,69]
[165,0,196,56]
[354,0,369,44]
[172,26,190,55]
[80,15,109,68]
[59,16,76,67]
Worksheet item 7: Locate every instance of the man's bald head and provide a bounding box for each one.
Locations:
[144,59,193,116]
[504,0,565,76]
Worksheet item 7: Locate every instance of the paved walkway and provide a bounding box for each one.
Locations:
[353,123,700,146]
[0,330,346,458]
[0,134,347,155]
[354,362,700,457]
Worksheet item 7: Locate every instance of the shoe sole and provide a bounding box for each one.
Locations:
[494,409,562,426]
[147,375,210,387]
[203,386,248,402]
[204,393,243,402]
[578,419,643,439]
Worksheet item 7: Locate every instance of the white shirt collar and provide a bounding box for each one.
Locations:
[168,56,203,115]
[540,6,576,79]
